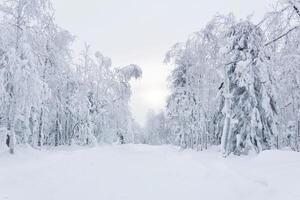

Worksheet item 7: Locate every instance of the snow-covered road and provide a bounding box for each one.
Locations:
[0,145,299,200]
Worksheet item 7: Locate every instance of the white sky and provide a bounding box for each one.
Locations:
[53,0,274,126]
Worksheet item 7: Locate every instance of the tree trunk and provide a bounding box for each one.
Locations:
[221,65,232,156]
[55,113,60,147]
[297,120,300,152]
[7,96,16,154]
[38,108,44,147]
[7,120,15,154]
[9,130,15,154]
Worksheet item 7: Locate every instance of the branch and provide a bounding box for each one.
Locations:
[289,1,300,17]
[71,121,85,139]
[294,5,300,16]
[264,25,300,46]
[99,96,123,109]
[255,6,289,28]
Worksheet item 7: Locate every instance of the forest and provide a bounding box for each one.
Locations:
[0,1,300,200]
[0,0,299,158]
[0,0,143,154]
[145,0,300,156]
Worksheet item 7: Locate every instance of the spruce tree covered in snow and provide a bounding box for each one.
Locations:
[221,21,278,156]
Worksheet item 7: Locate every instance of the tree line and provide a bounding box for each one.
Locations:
[145,0,300,156]
[0,0,142,154]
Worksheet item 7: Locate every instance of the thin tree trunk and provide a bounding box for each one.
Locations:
[297,120,300,152]
[7,113,15,154]
[38,108,44,147]
[55,113,60,146]
[221,65,232,156]
[7,93,16,154]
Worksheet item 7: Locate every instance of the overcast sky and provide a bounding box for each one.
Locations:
[53,0,274,126]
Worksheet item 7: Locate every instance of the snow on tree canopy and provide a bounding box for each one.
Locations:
[220,20,279,156]
[0,0,143,152]
[118,64,142,81]
[0,0,299,156]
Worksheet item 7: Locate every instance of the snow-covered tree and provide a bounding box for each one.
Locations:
[164,2,300,155]
[0,0,142,153]
[0,0,55,153]
[165,15,235,150]
[221,21,278,156]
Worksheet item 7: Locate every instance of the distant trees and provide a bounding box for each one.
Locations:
[0,0,142,154]
[144,110,169,145]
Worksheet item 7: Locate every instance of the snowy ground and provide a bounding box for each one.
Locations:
[0,145,299,200]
